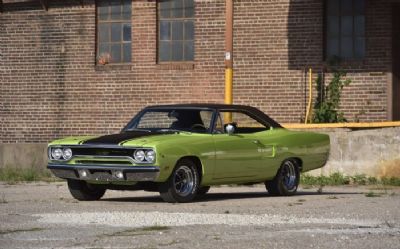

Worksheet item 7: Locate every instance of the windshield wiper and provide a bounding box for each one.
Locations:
[125,128,152,133]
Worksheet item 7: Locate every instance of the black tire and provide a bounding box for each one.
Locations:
[265,160,300,196]
[159,159,200,203]
[67,179,106,201]
[197,186,210,195]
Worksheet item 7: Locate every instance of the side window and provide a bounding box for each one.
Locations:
[217,111,268,134]
[199,111,213,130]
[97,0,132,64]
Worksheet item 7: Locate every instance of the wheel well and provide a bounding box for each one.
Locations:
[288,157,303,172]
[176,156,203,180]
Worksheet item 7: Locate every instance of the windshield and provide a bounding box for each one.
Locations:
[126,109,214,133]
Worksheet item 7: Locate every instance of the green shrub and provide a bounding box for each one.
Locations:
[313,68,351,123]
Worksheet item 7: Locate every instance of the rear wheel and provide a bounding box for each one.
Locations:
[67,179,106,201]
[159,159,200,203]
[265,160,299,196]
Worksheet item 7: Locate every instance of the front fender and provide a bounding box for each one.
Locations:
[144,136,216,183]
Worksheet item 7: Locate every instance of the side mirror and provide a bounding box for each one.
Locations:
[225,123,236,135]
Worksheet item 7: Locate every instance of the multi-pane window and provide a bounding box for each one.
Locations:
[97,0,132,64]
[158,0,195,62]
[325,0,365,59]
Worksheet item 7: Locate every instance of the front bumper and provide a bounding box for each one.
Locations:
[48,163,160,182]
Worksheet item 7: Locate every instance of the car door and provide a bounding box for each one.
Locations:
[211,110,274,181]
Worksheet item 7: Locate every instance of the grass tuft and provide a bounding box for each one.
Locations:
[0,167,55,183]
[0,227,44,235]
[102,226,171,237]
[365,191,381,197]
[301,172,349,186]
[301,172,400,187]
[141,226,170,232]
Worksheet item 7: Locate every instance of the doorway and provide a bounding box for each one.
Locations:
[393,4,400,120]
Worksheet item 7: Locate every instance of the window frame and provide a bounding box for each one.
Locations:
[96,0,132,65]
[157,0,195,63]
[324,0,366,61]
[214,110,270,134]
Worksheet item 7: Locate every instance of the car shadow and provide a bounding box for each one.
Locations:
[101,189,360,203]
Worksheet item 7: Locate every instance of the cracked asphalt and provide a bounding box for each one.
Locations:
[0,182,399,249]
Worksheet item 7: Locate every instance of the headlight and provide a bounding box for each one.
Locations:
[62,148,72,160]
[51,148,63,160]
[134,150,145,162]
[145,150,155,163]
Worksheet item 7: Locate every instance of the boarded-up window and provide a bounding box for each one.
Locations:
[158,0,195,62]
[325,0,365,59]
[97,0,132,64]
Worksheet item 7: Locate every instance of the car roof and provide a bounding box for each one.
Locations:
[146,103,256,110]
[144,103,282,128]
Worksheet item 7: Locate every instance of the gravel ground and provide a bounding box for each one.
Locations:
[0,182,399,249]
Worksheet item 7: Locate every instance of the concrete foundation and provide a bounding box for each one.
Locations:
[0,143,48,171]
[1,127,399,178]
[308,127,400,178]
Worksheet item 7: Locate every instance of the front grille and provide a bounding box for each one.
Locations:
[75,160,133,166]
[71,147,134,157]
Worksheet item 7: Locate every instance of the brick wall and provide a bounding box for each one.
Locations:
[0,0,395,143]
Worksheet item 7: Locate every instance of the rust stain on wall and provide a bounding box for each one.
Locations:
[377,159,400,178]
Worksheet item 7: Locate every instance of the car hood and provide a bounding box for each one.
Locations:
[49,131,184,146]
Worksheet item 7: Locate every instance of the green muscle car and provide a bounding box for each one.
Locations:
[48,104,330,203]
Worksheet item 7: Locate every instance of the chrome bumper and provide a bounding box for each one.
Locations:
[47,163,160,182]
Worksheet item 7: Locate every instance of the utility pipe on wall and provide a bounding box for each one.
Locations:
[225,0,233,105]
[305,68,313,124]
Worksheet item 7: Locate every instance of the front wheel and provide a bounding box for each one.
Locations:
[67,179,106,201]
[159,159,200,203]
[265,160,299,196]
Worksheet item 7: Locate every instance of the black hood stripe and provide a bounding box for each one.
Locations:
[82,131,161,145]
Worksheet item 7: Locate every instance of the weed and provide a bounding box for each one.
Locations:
[0,167,55,183]
[381,177,400,186]
[301,172,400,186]
[368,186,392,191]
[350,174,368,185]
[365,191,381,197]
[0,227,44,235]
[301,172,349,186]
[103,226,171,237]
[141,226,170,232]
[313,66,351,123]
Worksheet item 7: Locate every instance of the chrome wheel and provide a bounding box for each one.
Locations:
[173,165,195,197]
[159,159,200,203]
[281,160,297,191]
[265,159,299,196]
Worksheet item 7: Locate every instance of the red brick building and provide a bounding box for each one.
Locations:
[1,0,399,144]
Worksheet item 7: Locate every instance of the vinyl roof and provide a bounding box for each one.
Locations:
[145,103,282,128]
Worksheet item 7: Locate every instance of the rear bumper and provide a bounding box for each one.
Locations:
[47,163,160,182]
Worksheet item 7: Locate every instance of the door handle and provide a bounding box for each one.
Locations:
[253,140,260,144]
